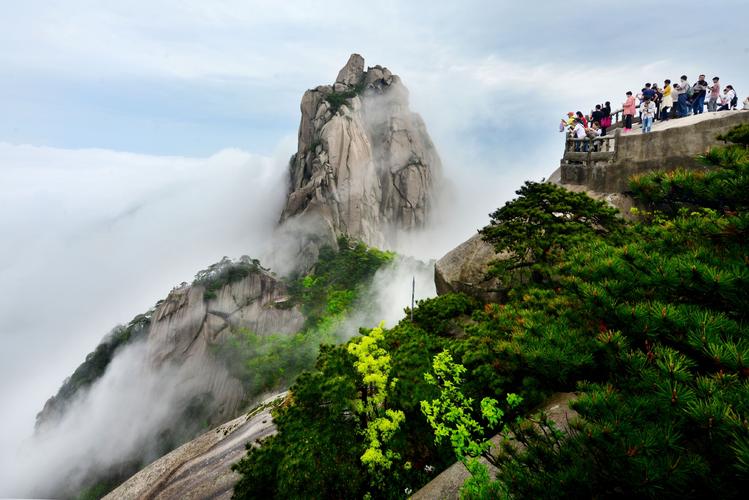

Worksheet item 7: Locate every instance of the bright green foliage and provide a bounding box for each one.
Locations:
[420,349,523,459]
[232,345,366,499]
[218,237,394,407]
[421,350,521,499]
[480,181,624,285]
[289,236,394,328]
[348,322,406,479]
[234,131,749,499]
[421,350,490,460]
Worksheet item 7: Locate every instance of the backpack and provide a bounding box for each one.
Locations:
[686,84,693,98]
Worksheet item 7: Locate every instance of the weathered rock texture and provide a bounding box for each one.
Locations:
[434,232,506,303]
[36,267,304,432]
[145,269,304,422]
[104,393,285,500]
[280,53,442,259]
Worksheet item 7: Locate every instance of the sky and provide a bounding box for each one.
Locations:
[1,0,748,490]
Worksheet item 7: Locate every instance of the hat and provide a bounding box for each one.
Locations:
[568,112,574,116]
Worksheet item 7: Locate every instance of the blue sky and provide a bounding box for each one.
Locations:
[3,0,746,156]
[1,0,748,488]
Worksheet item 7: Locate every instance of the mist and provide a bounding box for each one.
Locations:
[4,340,225,497]
[0,140,293,493]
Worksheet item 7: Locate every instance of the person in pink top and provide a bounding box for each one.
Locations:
[622,91,636,132]
[708,77,720,112]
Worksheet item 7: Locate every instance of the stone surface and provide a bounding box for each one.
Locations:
[335,53,365,86]
[560,110,749,193]
[434,232,506,303]
[412,393,579,500]
[145,269,304,423]
[104,393,286,500]
[280,54,442,261]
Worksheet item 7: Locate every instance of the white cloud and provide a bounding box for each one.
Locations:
[0,140,291,481]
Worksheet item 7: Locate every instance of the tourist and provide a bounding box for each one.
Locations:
[708,77,720,112]
[642,83,656,101]
[692,75,708,114]
[652,83,663,120]
[744,96,749,111]
[591,104,604,127]
[573,118,587,151]
[560,112,575,132]
[576,111,588,127]
[601,102,611,136]
[661,79,673,121]
[719,86,736,111]
[623,91,636,132]
[641,98,656,133]
[586,122,602,150]
[676,75,691,117]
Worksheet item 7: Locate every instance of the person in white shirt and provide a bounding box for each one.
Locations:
[719,86,736,111]
[641,98,657,133]
[573,119,588,151]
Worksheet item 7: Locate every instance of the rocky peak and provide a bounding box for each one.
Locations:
[279,54,442,263]
[335,53,365,87]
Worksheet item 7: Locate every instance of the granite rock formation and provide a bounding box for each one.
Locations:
[280,53,442,261]
[434,232,507,303]
[104,393,286,500]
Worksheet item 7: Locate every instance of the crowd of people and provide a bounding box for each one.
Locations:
[561,74,748,150]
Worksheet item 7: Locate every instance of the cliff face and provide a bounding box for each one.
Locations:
[33,53,439,499]
[145,268,304,420]
[280,54,442,257]
[36,264,303,434]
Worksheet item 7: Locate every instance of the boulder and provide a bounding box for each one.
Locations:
[335,53,365,86]
[434,232,505,303]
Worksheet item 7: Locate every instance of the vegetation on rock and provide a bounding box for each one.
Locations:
[35,312,152,429]
[233,132,749,499]
[215,236,394,406]
[325,82,365,112]
[192,255,264,300]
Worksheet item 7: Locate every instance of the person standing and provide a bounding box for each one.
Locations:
[623,91,636,132]
[708,77,720,112]
[660,79,673,120]
[576,111,588,127]
[652,83,663,120]
[573,118,587,151]
[692,75,708,114]
[601,102,611,136]
[641,98,656,133]
[591,104,604,127]
[675,75,690,117]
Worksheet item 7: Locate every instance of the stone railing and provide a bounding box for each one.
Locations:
[558,110,749,193]
[561,135,617,168]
